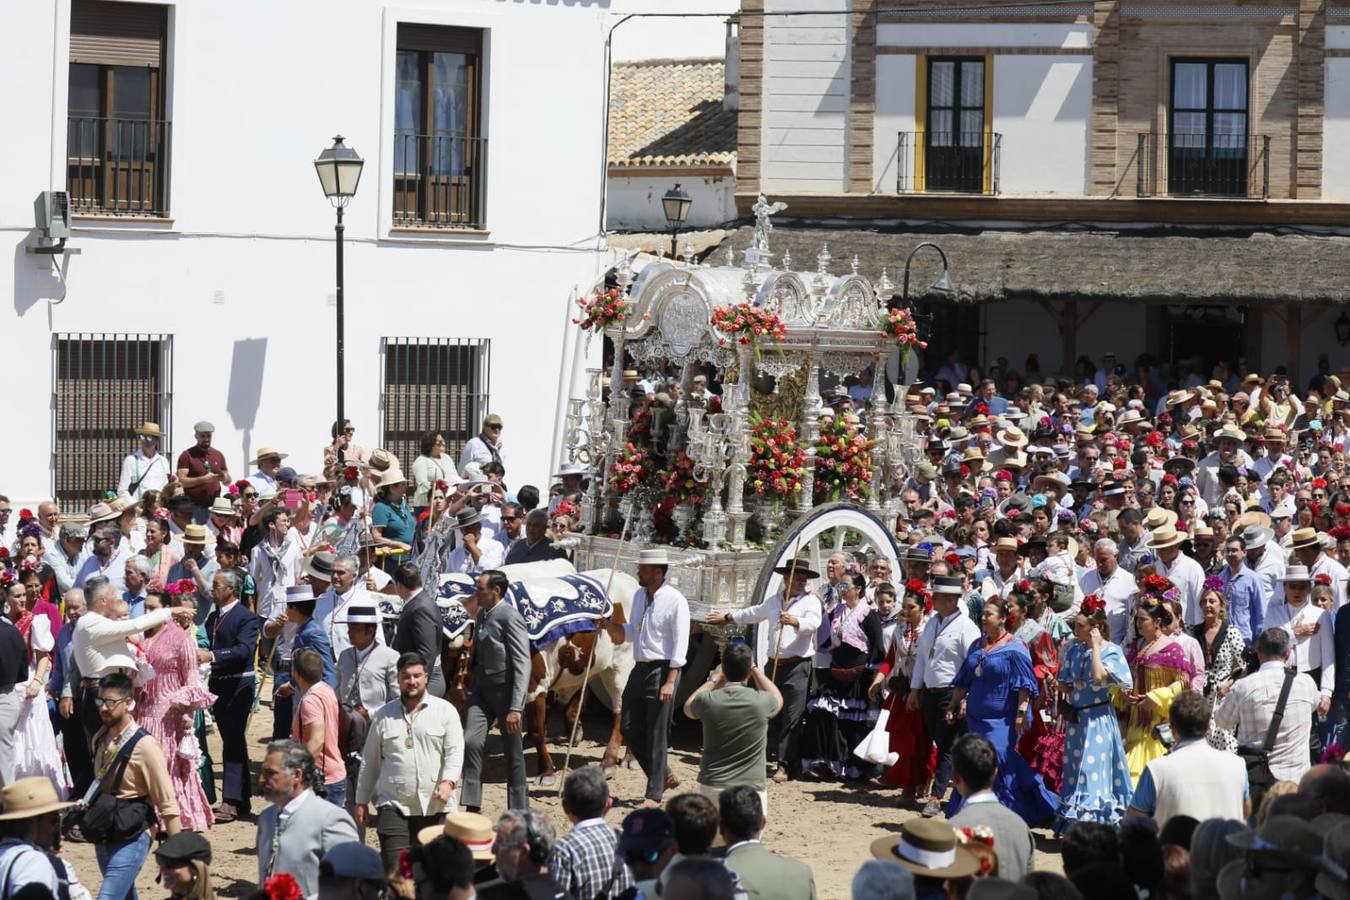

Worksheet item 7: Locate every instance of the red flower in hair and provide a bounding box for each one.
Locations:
[263,874,303,900]
[944,553,961,567]
[1162,473,1178,486]
[904,578,930,597]
[1143,573,1175,595]
[1017,579,1032,593]
[1146,432,1164,447]
[1081,592,1106,616]
[434,479,449,493]
[1329,526,1350,541]
[0,548,8,560]
[1315,573,1333,586]
[1312,478,1328,490]
[343,466,360,484]
[17,509,33,521]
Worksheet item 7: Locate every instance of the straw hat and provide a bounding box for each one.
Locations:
[992,536,1020,554]
[996,426,1029,449]
[773,554,820,580]
[134,421,164,438]
[1290,527,1323,551]
[1144,508,1178,531]
[1167,389,1196,407]
[208,497,236,518]
[180,523,215,547]
[870,819,980,879]
[1214,424,1247,443]
[637,547,670,566]
[375,467,409,489]
[1233,510,1273,534]
[0,776,77,820]
[248,447,288,465]
[419,811,495,861]
[87,501,119,524]
[1150,525,1186,550]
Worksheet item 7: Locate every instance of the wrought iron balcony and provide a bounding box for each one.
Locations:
[66,116,172,217]
[1136,132,1270,199]
[896,131,1001,195]
[393,132,488,229]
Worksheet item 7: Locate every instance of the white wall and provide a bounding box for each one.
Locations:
[872,53,917,193]
[1325,59,1350,201]
[607,173,736,231]
[608,0,737,61]
[1,0,612,506]
[992,56,1092,195]
[761,0,850,193]
[877,22,1093,49]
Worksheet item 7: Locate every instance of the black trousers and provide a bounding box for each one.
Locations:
[54,696,93,797]
[211,675,255,807]
[769,657,811,774]
[78,683,103,755]
[375,807,445,873]
[920,686,965,798]
[621,660,678,801]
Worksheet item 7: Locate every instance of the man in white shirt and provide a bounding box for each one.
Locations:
[1243,525,1285,611]
[247,446,288,496]
[1079,538,1138,643]
[355,652,464,872]
[1152,526,1206,627]
[708,554,823,783]
[116,421,173,500]
[909,573,981,818]
[335,604,399,836]
[1262,566,1336,713]
[1129,690,1250,826]
[459,414,504,474]
[603,547,690,804]
[249,506,302,625]
[979,537,1022,600]
[1196,425,1255,508]
[313,554,384,659]
[1214,627,1322,784]
[442,509,505,576]
[1291,526,1349,610]
[0,776,93,900]
[74,522,131,592]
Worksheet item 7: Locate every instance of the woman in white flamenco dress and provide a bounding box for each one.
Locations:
[5,584,70,797]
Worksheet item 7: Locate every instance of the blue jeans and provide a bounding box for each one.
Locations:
[95,830,151,900]
[323,778,347,809]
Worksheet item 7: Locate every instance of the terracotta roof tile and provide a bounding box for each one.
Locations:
[608,58,737,169]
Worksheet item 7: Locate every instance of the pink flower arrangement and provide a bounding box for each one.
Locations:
[814,415,874,503]
[710,304,787,358]
[748,418,806,498]
[608,442,650,496]
[164,578,197,596]
[659,450,707,505]
[573,286,631,332]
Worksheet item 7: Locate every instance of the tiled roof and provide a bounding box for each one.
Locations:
[608,58,737,169]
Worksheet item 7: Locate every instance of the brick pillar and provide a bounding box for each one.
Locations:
[848,0,878,193]
[1296,0,1326,200]
[737,0,765,197]
[1090,1,1121,196]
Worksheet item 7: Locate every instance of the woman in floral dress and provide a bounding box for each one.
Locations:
[1116,587,1193,784]
[869,579,934,805]
[1009,588,1060,784]
[135,590,216,831]
[1056,595,1133,833]
[1191,580,1245,753]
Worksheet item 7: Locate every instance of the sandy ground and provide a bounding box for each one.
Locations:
[61,684,1063,900]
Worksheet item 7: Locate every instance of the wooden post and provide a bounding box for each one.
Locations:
[1286,304,1302,384]
[1061,300,1079,377]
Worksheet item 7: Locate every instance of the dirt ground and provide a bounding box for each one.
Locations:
[60,684,1063,900]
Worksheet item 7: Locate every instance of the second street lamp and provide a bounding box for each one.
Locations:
[662,183,692,258]
[899,241,954,309]
[314,134,364,432]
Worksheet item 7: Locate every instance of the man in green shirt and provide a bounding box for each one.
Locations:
[683,641,783,815]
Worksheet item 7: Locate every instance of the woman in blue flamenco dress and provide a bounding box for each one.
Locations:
[1054,594,1134,834]
[945,596,1059,825]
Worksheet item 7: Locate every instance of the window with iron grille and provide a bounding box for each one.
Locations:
[393,23,486,229]
[381,338,490,473]
[67,0,171,216]
[53,333,173,509]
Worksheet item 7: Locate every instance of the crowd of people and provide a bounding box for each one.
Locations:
[3,351,1350,899]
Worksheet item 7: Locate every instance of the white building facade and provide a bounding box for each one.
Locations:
[1,0,617,511]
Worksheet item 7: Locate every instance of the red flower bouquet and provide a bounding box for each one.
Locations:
[573,286,631,333]
[814,415,874,503]
[659,450,707,505]
[710,304,787,358]
[608,442,650,496]
[263,874,303,900]
[748,418,806,498]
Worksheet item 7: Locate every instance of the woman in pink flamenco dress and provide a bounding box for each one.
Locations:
[135,590,217,831]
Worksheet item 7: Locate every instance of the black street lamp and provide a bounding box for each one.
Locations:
[662,183,692,258]
[314,135,364,432]
[899,241,955,310]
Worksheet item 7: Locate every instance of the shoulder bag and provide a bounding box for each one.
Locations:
[1234,667,1296,813]
[77,729,155,844]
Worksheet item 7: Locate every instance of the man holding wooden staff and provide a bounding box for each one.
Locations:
[707,554,822,783]
[601,547,689,805]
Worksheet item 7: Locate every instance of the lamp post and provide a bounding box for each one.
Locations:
[314,135,364,431]
[899,240,955,310]
[661,183,692,258]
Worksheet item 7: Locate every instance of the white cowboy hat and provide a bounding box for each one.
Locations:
[637,547,670,566]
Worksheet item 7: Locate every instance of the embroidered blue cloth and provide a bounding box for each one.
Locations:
[435,572,612,650]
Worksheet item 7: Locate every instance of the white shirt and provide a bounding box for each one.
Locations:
[624,582,690,666]
[458,435,502,473]
[443,536,505,576]
[910,608,981,690]
[1079,565,1138,644]
[315,584,386,659]
[980,568,1020,601]
[356,695,464,816]
[732,591,823,664]
[1263,600,1336,696]
[1156,552,1207,627]
[1214,660,1322,782]
[249,535,303,621]
[72,607,172,678]
[0,838,92,900]
[1250,545,1286,609]
[117,449,172,500]
[74,545,132,592]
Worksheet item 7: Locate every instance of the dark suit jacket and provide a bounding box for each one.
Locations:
[503,537,566,566]
[1334,604,1350,715]
[392,589,443,675]
[206,602,261,679]
[473,601,531,711]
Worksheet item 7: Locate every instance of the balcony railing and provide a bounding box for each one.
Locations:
[67,116,172,217]
[897,131,1001,195]
[393,132,487,229]
[1136,132,1270,199]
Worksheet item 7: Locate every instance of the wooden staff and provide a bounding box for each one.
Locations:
[556,498,637,793]
[770,534,807,683]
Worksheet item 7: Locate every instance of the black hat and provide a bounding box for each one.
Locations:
[154,831,212,866]
[618,809,676,855]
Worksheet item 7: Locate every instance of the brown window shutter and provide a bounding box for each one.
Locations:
[70,0,165,68]
[397,23,480,55]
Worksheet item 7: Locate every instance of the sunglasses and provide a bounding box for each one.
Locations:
[94,697,128,709]
[243,492,258,499]
[344,427,355,434]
